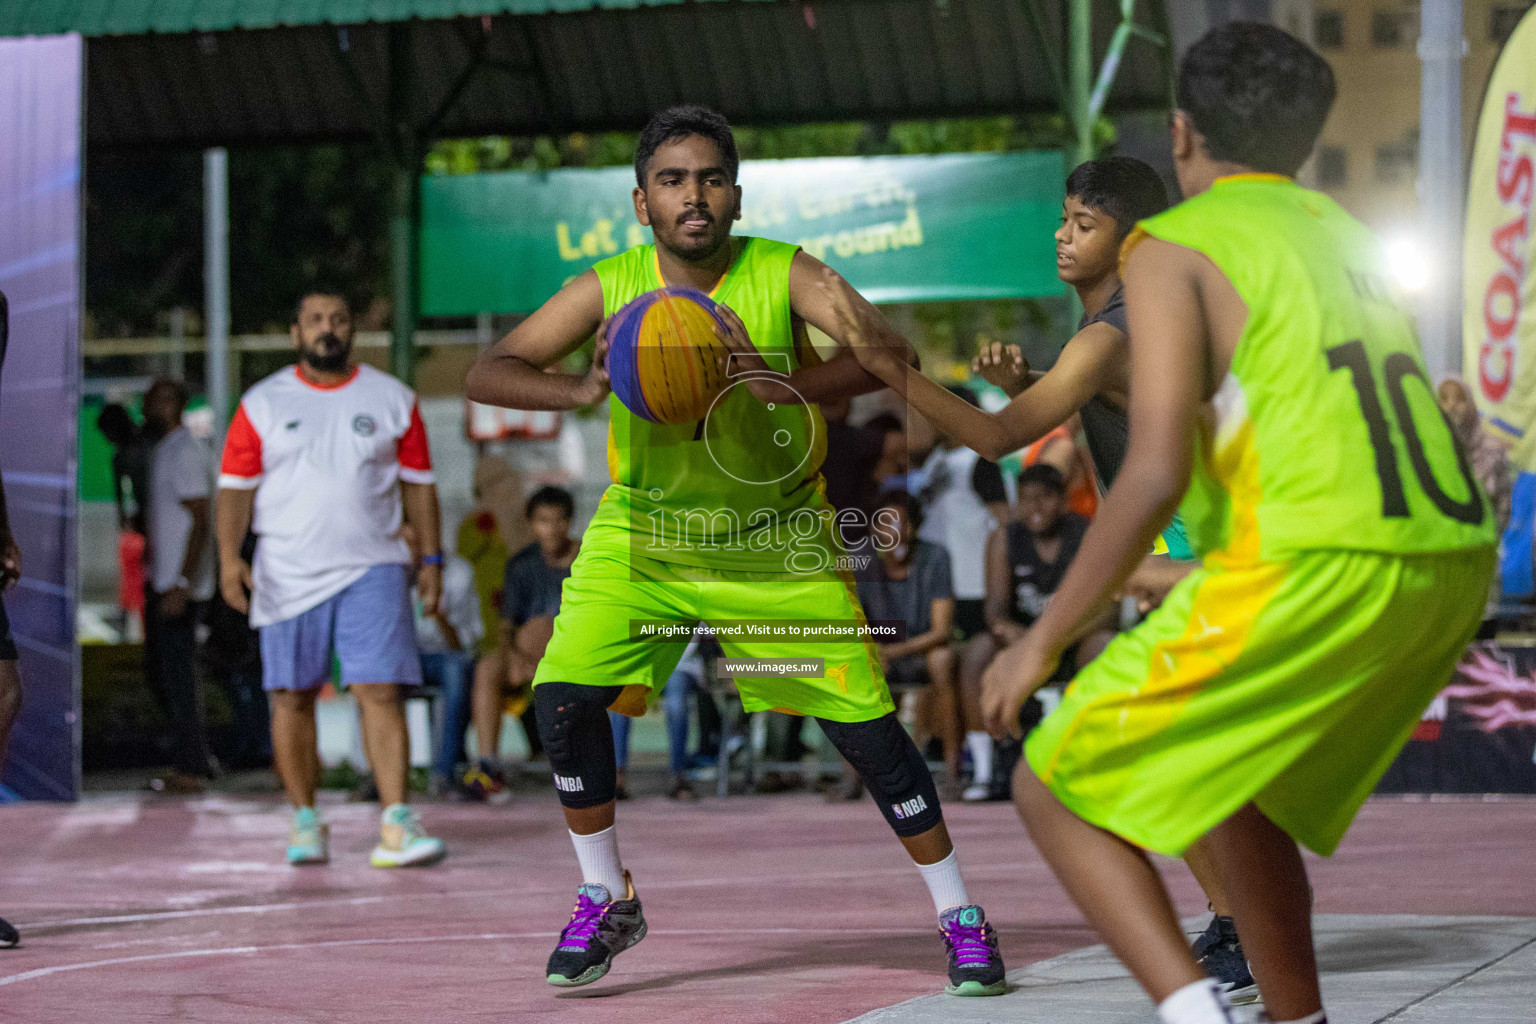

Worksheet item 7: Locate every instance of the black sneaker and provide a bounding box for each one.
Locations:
[939,905,1006,996]
[1191,912,1229,958]
[545,872,647,987]
[0,915,17,948]
[1194,914,1259,1005]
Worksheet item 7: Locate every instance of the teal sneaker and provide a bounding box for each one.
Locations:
[371,804,446,868]
[286,806,330,866]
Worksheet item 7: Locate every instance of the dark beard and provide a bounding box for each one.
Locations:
[302,334,351,373]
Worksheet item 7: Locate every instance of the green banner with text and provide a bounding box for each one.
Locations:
[419,151,1066,315]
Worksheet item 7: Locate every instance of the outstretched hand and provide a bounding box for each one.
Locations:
[714,303,805,404]
[712,303,769,374]
[972,341,1030,397]
[981,635,1059,739]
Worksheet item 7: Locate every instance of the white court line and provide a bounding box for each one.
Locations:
[0,927,936,988]
[17,863,1037,929]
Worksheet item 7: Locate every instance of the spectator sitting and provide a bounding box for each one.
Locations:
[611,625,717,802]
[466,485,578,801]
[415,549,483,799]
[819,396,907,552]
[458,457,545,768]
[1438,378,1512,619]
[852,491,959,794]
[1438,378,1511,535]
[915,385,1011,640]
[958,464,1094,801]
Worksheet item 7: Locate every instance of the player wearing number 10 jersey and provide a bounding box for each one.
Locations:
[978,23,1497,1024]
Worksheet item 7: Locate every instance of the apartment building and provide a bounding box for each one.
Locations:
[1310,0,1533,229]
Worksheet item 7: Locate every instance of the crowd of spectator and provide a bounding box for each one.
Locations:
[89,361,1520,810]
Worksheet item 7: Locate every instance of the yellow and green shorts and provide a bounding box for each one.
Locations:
[1026,545,1495,857]
[533,541,894,723]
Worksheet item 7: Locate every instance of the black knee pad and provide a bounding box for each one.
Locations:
[818,713,943,837]
[533,682,624,809]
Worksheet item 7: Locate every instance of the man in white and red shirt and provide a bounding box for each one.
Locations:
[216,290,445,869]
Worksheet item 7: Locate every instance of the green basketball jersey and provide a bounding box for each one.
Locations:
[1130,174,1496,562]
[590,237,837,574]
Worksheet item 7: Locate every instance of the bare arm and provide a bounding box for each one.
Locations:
[402,481,442,615]
[982,526,1027,643]
[156,495,212,616]
[178,498,210,585]
[786,252,919,400]
[823,270,1126,461]
[712,252,919,406]
[887,336,1116,463]
[216,487,256,613]
[464,271,610,411]
[982,239,1219,735]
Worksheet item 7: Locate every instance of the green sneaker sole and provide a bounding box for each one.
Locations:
[544,919,647,987]
[547,962,611,987]
[945,979,1007,997]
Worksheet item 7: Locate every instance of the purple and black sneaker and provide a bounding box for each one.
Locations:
[940,904,1006,996]
[545,871,647,987]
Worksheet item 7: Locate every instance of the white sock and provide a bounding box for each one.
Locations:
[569,826,626,899]
[915,849,971,915]
[965,732,993,785]
[1272,1013,1327,1024]
[1158,978,1232,1024]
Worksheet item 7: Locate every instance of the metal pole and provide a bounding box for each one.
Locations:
[387,21,419,385]
[1069,0,1094,168]
[389,162,419,384]
[1418,0,1464,380]
[203,148,231,444]
[168,306,186,380]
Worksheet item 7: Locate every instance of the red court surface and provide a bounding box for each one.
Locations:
[2,793,1534,1023]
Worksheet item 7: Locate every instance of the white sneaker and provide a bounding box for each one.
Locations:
[961,783,991,802]
[370,804,446,868]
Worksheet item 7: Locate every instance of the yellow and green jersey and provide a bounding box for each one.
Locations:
[589,237,837,574]
[1127,174,1497,564]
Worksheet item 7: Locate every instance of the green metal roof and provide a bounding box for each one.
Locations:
[4,0,1172,148]
[0,0,750,38]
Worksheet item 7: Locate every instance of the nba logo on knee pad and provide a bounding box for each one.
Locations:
[554,774,585,794]
[893,795,928,820]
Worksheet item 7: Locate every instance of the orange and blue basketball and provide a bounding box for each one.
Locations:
[606,287,731,425]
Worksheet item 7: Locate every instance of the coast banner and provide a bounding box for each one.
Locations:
[1465,5,1536,593]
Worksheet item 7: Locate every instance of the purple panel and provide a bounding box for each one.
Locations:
[0,35,82,801]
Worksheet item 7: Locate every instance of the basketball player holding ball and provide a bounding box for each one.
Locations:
[466,105,1008,995]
